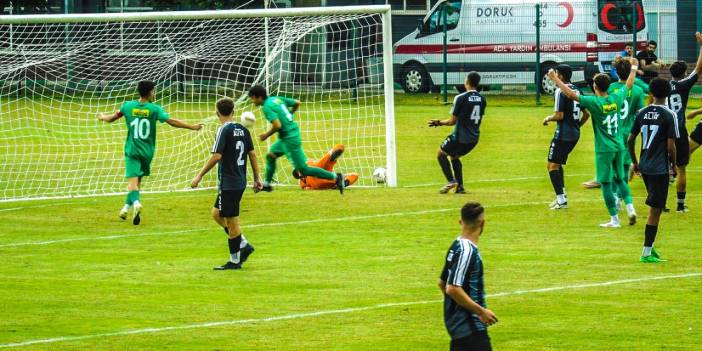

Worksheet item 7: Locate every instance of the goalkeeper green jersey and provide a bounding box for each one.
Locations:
[262,96,301,141]
[120,100,170,158]
[579,88,628,153]
[608,82,645,136]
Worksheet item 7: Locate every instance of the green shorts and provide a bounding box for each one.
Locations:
[269,138,307,170]
[125,154,152,178]
[595,151,626,183]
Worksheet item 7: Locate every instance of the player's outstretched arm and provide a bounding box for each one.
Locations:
[166,118,203,131]
[97,111,123,123]
[547,70,579,102]
[289,100,301,114]
[446,285,498,326]
[248,150,262,191]
[625,57,639,90]
[428,115,457,127]
[687,108,702,120]
[259,119,281,141]
[693,32,702,75]
[191,153,222,188]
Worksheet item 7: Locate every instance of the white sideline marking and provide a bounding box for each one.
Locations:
[0,200,559,248]
[0,272,699,349]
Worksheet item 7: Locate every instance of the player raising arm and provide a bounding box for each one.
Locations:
[98,80,202,225]
[248,85,345,194]
[191,98,261,270]
[548,57,639,228]
[627,78,677,263]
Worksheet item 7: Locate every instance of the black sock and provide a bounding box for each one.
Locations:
[559,166,566,194]
[438,154,454,182]
[677,192,686,207]
[451,158,463,187]
[644,224,657,248]
[549,170,564,196]
[228,236,242,254]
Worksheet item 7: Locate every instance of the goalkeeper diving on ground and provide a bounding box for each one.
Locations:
[293,144,358,190]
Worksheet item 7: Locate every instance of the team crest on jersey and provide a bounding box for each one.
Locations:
[132,108,150,118]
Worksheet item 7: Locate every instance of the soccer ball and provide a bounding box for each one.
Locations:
[372,167,387,184]
[240,111,256,128]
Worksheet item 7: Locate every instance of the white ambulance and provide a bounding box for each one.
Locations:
[393,0,648,94]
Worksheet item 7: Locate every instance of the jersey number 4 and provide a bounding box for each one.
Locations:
[470,106,481,125]
[129,118,151,140]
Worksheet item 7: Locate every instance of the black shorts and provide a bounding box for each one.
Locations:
[450,331,492,351]
[675,135,690,167]
[441,135,477,158]
[547,139,578,165]
[642,174,670,209]
[690,123,702,145]
[214,189,244,218]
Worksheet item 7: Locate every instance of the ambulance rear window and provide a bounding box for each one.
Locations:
[598,0,645,34]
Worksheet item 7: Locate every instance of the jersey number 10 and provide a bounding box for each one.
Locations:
[130,118,151,140]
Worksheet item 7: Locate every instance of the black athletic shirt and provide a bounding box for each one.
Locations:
[553,84,582,142]
[630,105,678,175]
[212,122,254,191]
[667,72,698,134]
[450,91,487,144]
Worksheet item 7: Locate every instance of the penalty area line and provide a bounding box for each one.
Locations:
[0,272,699,349]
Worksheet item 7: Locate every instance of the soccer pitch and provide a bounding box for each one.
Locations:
[1,94,701,350]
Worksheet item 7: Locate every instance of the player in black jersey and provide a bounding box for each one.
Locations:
[543,64,589,209]
[666,32,702,212]
[429,72,487,194]
[191,98,262,270]
[628,78,677,263]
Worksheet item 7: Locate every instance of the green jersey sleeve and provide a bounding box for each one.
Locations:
[579,95,598,112]
[262,104,278,123]
[281,97,298,108]
[155,104,170,123]
[610,86,628,106]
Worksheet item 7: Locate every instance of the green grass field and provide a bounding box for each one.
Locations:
[1,94,702,350]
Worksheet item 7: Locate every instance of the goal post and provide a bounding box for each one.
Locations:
[0,5,396,201]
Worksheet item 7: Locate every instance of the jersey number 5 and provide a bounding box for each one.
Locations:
[129,118,150,140]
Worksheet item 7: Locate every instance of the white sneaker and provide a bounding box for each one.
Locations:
[119,206,129,220]
[600,220,621,228]
[550,202,568,210]
[132,202,142,225]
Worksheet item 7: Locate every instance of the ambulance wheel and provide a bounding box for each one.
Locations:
[402,63,431,93]
[540,63,558,95]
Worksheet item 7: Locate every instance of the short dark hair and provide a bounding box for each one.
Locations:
[216,98,235,116]
[466,72,481,87]
[648,40,657,46]
[461,202,484,226]
[248,85,268,99]
[649,77,671,99]
[593,73,611,92]
[613,58,631,80]
[625,43,633,48]
[137,80,156,98]
[556,64,573,82]
[669,61,687,79]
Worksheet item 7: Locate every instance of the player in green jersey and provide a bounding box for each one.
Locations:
[248,85,344,194]
[548,57,639,228]
[610,58,646,180]
[99,81,203,225]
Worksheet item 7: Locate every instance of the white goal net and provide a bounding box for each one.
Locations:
[0,6,396,201]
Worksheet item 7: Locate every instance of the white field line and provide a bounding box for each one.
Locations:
[0,272,699,349]
[401,173,592,188]
[0,201,545,248]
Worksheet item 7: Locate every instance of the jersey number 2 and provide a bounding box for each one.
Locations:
[235,140,245,166]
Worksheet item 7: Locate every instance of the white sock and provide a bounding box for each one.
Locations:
[133,200,141,207]
[556,194,566,204]
[611,215,620,224]
[239,234,248,249]
[121,204,131,211]
[230,252,240,264]
[626,204,635,215]
[642,246,652,256]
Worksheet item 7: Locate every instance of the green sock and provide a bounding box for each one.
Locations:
[301,165,336,180]
[600,182,618,216]
[125,192,133,206]
[128,190,140,205]
[614,179,632,204]
[265,154,277,183]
